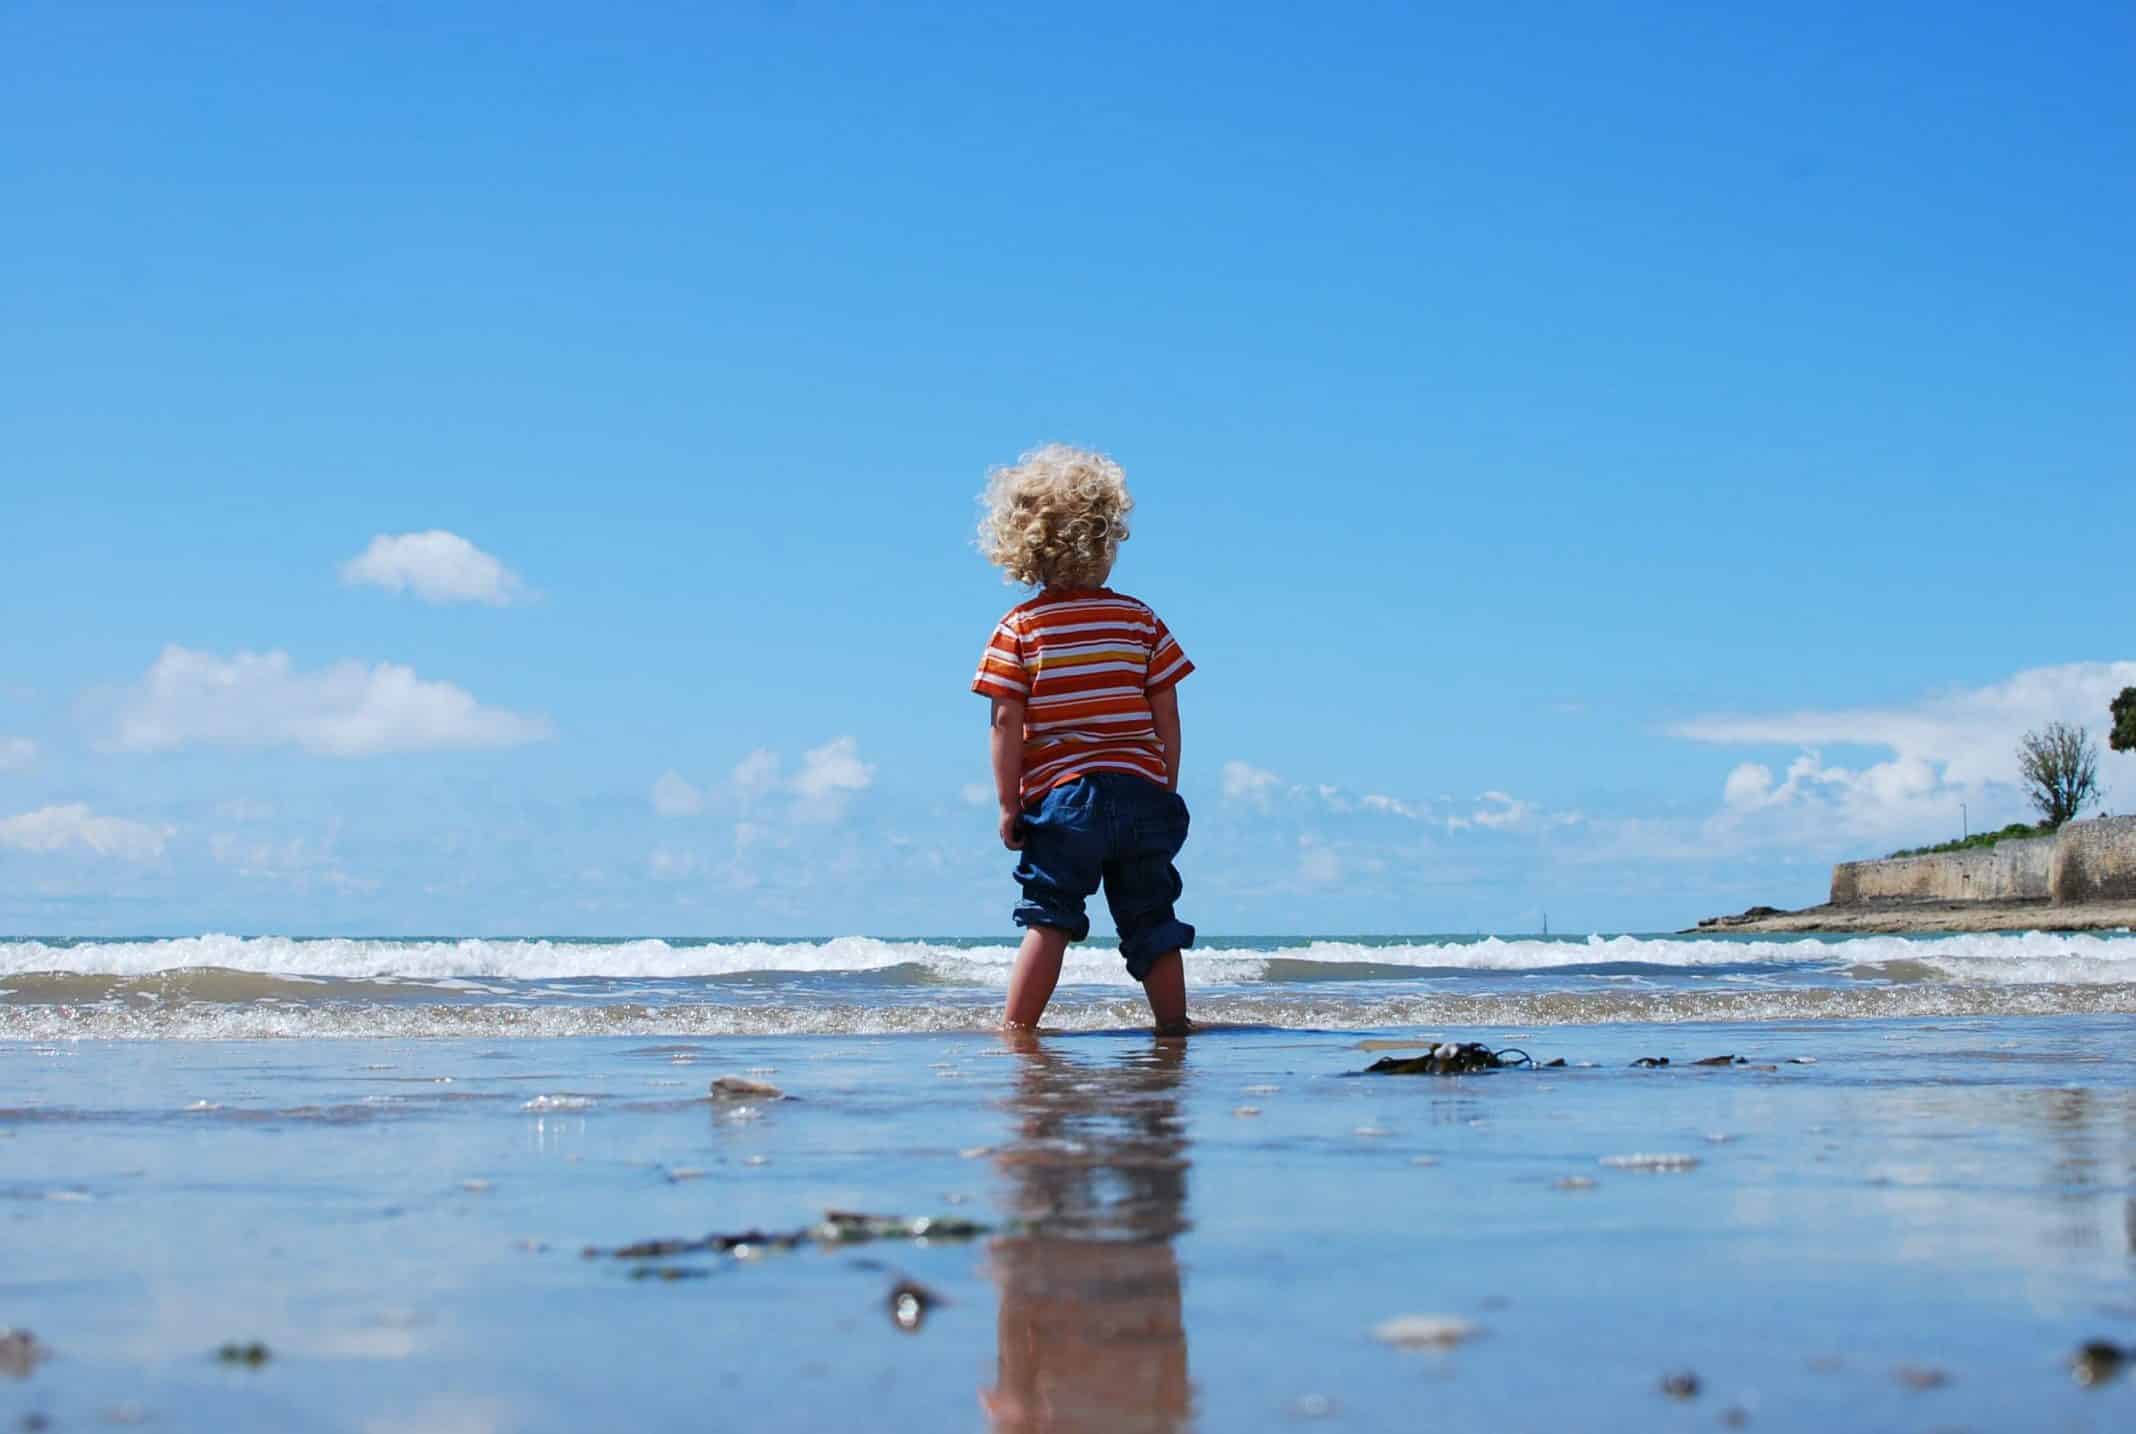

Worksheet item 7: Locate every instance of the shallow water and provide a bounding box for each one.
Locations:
[4,1010,2134,1431]
[5,931,2134,1038]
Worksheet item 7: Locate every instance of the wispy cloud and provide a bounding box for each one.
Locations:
[109,646,552,757]
[650,770,705,817]
[0,803,170,861]
[1673,659,2136,844]
[0,736,34,771]
[1221,760,1282,802]
[792,736,875,821]
[340,531,530,606]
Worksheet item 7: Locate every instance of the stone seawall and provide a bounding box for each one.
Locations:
[1829,817,2136,907]
[1831,838,2055,905]
[2049,816,2136,904]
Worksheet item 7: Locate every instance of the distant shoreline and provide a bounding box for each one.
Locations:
[1689,897,2136,935]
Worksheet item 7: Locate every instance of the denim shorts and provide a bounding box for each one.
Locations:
[1011,770,1196,981]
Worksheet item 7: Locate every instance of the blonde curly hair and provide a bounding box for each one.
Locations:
[976,444,1133,589]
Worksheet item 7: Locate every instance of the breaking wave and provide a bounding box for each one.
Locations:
[5,930,2133,985]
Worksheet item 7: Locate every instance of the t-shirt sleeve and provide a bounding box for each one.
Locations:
[971,613,1030,700]
[1146,613,1194,693]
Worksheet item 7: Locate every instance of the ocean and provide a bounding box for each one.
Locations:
[3,929,2134,1039]
[5,932,2134,1431]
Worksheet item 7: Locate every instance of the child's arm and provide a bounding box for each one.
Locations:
[1149,685,1182,792]
[989,697,1027,848]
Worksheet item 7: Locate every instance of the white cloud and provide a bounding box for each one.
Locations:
[1221,760,1282,802]
[1469,791,1533,829]
[1677,660,2136,844]
[0,803,170,861]
[0,736,35,771]
[959,782,993,807]
[651,770,704,817]
[340,531,529,606]
[110,646,552,757]
[732,748,782,801]
[1673,660,2136,790]
[1361,792,1422,819]
[792,736,875,822]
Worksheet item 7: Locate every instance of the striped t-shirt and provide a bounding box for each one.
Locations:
[971,588,1194,804]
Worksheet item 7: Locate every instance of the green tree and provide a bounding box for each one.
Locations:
[2112,686,2136,754]
[2016,722,2100,828]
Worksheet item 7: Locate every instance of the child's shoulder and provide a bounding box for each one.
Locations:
[999,587,1156,623]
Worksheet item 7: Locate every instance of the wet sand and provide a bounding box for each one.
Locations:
[4,1018,2134,1431]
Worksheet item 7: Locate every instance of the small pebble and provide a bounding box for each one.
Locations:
[1787,1056,1817,1065]
[2072,1339,2128,1387]
[711,1076,784,1101]
[1372,1315,1477,1349]
[0,1329,49,1378]
[1600,1153,1700,1173]
[888,1278,942,1333]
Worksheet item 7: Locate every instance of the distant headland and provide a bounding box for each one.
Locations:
[1692,815,2136,934]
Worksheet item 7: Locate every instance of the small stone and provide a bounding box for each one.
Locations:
[2071,1340,2126,1387]
[215,1340,271,1368]
[0,1329,49,1378]
[1658,1370,1701,1399]
[1372,1314,1477,1349]
[1786,1056,1817,1065]
[1893,1364,1950,1390]
[711,1076,784,1101]
[1630,1056,1670,1068]
[1600,1153,1700,1172]
[1692,1055,1744,1066]
[888,1279,942,1333]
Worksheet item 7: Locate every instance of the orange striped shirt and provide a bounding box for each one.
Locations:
[972,588,1194,804]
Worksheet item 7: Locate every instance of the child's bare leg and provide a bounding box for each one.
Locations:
[1004,926,1071,1028]
[1140,949,1188,1034]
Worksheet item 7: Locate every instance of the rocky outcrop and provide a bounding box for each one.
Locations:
[1694,817,2136,933]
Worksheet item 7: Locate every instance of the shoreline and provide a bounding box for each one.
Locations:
[1691,897,2136,934]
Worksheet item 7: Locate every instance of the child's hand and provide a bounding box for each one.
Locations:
[998,808,1024,850]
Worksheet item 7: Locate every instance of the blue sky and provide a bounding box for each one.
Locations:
[4,0,2131,936]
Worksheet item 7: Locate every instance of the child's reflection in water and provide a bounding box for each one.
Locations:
[983,1033,1192,1433]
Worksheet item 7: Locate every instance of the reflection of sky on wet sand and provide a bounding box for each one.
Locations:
[983,1035,1191,1433]
[3,1017,2135,1431]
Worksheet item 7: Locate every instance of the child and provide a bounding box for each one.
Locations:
[971,444,1196,1033]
